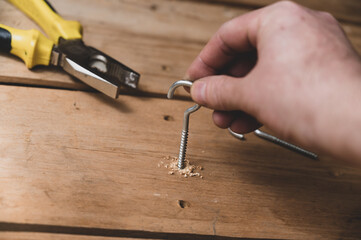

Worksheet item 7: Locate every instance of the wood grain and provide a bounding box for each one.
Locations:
[1,0,361,239]
[1,85,361,239]
[0,0,361,97]
[0,232,152,240]
[188,0,361,24]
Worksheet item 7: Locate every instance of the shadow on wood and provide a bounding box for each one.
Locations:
[0,222,281,240]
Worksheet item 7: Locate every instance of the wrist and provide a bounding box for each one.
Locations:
[316,64,361,164]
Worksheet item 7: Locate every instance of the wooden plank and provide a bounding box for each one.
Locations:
[0,232,151,240]
[1,0,241,96]
[188,0,361,24]
[1,85,361,239]
[1,0,361,97]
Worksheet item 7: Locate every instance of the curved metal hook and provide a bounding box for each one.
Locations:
[167,80,201,131]
[167,80,193,99]
[168,80,201,169]
[229,128,318,160]
[228,128,245,140]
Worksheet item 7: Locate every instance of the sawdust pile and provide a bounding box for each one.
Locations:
[158,156,203,179]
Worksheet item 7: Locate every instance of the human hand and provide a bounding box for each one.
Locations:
[186,1,361,163]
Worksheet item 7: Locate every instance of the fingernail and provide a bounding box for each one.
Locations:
[192,81,206,104]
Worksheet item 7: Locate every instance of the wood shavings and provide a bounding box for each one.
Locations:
[159,156,203,179]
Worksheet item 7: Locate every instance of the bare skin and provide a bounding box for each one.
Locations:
[185,1,361,164]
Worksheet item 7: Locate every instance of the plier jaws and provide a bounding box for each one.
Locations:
[52,39,140,98]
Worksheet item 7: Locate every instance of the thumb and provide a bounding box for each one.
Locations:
[190,75,251,111]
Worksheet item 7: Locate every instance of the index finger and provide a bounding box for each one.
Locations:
[185,9,262,80]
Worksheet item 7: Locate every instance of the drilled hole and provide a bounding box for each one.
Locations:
[73,102,80,110]
[150,4,158,11]
[163,115,174,121]
[177,200,190,208]
[161,65,170,71]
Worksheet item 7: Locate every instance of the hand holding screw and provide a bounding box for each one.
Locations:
[168,80,318,170]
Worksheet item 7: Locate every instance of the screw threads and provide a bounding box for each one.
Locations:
[178,129,189,169]
[254,130,318,159]
[275,138,318,159]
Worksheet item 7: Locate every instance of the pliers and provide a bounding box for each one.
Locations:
[0,0,140,98]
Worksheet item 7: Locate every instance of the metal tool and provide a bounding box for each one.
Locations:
[167,80,201,169]
[229,128,318,159]
[0,0,140,98]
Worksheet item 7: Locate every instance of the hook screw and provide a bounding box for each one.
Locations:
[168,80,201,169]
[228,128,318,159]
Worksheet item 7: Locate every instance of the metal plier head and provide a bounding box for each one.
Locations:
[0,0,140,99]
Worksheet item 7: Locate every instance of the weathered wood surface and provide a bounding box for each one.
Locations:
[1,0,361,239]
[189,0,361,24]
[0,232,150,240]
[0,0,361,97]
[1,85,361,239]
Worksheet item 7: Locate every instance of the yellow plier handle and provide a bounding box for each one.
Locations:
[0,24,53,68]
[0,0,83,68]
[8,0,82,44]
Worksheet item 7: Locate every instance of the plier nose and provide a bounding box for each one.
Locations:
[0,0,140,99]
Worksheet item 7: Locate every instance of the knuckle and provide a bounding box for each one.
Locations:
[265,1,311,31]
[219,18,235,35]
[319,11,338,24]
[273,1,303,14]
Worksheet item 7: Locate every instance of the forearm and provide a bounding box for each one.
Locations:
[316,67,361,164]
